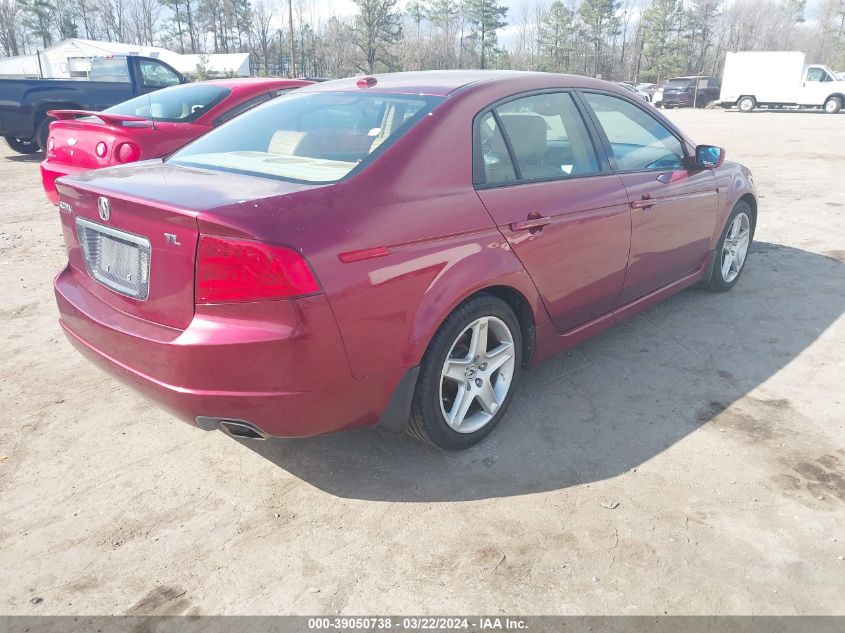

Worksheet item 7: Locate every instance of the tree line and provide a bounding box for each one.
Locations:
[1,0,844,82]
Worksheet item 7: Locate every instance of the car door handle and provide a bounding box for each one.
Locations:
[630,194,654,209]
[510,216,551,232]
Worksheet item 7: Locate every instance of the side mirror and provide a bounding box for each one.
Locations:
[695,144,725,168]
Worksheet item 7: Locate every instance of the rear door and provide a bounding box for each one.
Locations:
[474,91,631,333]
[580,91,717,305]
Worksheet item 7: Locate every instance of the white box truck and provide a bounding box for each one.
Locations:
[719,51,845,113]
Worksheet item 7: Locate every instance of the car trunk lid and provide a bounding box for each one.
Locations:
[46,111,153,169]
[57,169,199,330]
[56,161,326,330]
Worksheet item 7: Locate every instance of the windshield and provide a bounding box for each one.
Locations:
[169,91,443,184]
[105,84,230,122]
[665,79,693,89]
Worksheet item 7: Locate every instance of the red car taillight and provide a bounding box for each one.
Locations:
[95,141,108,158]
[195,235,320,304]
[116,142,140,163]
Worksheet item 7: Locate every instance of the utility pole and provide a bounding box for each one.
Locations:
[288,0,297,78]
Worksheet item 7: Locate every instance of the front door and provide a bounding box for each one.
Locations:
[798,66,835,106]
[580,91,718,305]
[474,92,631,333]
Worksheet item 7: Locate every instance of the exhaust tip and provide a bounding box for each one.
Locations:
[195,417,268,440]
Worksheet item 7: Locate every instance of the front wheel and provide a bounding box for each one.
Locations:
[823,96,842,114]
[4,136,39,154]
[703,201,755,292]
[407,295,522,450]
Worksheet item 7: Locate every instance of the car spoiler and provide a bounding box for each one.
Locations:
[47,110,154,127]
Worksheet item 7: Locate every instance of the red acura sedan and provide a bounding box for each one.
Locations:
[53,71,756,450]
[40,78,312,204]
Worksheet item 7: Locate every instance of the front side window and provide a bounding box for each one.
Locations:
[105,84,230,122]
[583,92,685,171]
[806,67,831,82]
[170,91,442,184]
[492,92,599,182]
[139,60,181,88]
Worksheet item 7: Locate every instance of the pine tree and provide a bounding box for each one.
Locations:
[20,0,54,47]
[464,0,507,69]
[352,0,402,73]
[578,0,621,77]
[539,0,576,72]
[640,0,685,80]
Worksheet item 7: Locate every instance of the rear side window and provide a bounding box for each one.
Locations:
[478,112,517,184]
[213,92,271,125]
[170,92,442,184]
[105,84,231,122]
[488,92,599,183]
[583,92,685,171]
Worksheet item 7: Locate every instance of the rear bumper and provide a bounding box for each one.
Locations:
[41,160,88,205]
[54,264,401,437]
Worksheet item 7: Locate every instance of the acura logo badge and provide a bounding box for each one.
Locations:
[98,196,111,221]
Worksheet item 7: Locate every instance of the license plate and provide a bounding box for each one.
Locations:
[76,218,151,300]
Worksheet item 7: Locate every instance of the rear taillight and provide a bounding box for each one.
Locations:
[47,137,54,152]
[116,142,140,163]
[196,235,320,304]
[95,141,108,158]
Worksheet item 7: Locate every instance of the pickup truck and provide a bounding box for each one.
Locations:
[0,55,186,154]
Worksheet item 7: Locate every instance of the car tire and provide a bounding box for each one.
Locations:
[407,294,523,450]
[737,96,756,112]
[36,116,55,152]
[4,136,39,154]
[703,201,755,292]
[823,96,841,113]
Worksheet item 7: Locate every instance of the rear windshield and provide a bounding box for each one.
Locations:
[665,79,693,88]
[105,84,230,123]
[169,91,443,184]
[90,58,130,82]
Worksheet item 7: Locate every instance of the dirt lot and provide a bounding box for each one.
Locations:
[1,109,844,616]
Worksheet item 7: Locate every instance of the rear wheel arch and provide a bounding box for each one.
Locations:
[477,285,536,367]
[408,275,545,371]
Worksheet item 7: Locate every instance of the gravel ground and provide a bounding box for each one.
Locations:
[0,108,843,616]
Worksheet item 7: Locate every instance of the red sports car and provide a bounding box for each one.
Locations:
[40,78,312,204]
[53,71,757,450]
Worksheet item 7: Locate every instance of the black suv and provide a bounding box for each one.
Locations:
[654,76,720,108]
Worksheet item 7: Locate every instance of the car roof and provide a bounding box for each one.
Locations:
[296,70,619,97]
[199,77,312,89]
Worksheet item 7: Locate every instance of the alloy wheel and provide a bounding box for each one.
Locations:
[438,316,516,434]
[721,212,751,283]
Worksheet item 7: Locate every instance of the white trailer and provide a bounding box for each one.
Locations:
[719,51,845,113]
